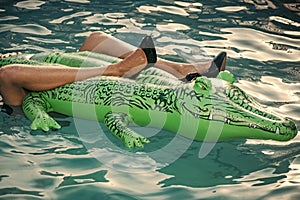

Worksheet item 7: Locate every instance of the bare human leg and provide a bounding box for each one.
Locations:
[79,32,227,79]
[0,48,148,106]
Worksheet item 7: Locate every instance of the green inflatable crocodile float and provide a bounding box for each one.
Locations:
[0,52,298,149]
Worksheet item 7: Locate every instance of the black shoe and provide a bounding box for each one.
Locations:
[213,51,227,72]
[180,51,227,82]
[202,51,227,78]
[129,35,157,79]
[180,72,202,82]
[139,35,157,65]
[1,104,13,115]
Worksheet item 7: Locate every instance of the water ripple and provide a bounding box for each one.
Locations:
[216,6,248,12]
[65,0,90,3]
[199,27,300,61]
[137,5,189,16]
[0,24,51,35]
[0,16,19,21]
[14,0,46,10]
[49,11,92,24]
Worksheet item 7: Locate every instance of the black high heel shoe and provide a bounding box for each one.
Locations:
[202,51,227,78]
[213,51,226,72]
[181,51,227,82]
[180,72,202,82]
[139,35,157,66]
[1,104,13,115]
[129,35,157,79]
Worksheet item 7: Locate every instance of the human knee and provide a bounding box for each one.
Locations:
[0,65,20,84]
[89,32,109,40]
[0,66,9,83]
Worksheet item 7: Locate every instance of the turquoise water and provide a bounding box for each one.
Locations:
[1,0,300,199]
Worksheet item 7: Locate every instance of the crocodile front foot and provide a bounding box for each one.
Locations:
[30,112,61,131]
[104,112,150,149]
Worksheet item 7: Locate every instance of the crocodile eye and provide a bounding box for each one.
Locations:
[193,77,211,94]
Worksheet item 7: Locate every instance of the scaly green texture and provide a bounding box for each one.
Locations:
[1,52,298,149]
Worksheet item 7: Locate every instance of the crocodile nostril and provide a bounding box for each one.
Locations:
[283,118,297,130]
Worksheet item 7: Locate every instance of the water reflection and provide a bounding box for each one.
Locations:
[137,5,189,16]
[158,141,300,188]
[49,11,92,24]
[237,76,300,102]
[14,0,45,10]
[198,27,300,62]
[216,6,248,12]
[236,76,300,122]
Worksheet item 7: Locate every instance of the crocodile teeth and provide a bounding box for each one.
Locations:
[224,118,230,124]
[209,113,213,120]
[248,123,257,128]
[276,127,280,134]
[194,114,200,118]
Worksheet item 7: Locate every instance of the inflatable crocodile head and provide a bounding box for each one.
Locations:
[181,71,297,142]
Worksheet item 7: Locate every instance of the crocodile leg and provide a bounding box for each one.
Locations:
[22,92,61,131]
[104,111,150,149]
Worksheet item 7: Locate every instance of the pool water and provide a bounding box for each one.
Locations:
[1,0,300,199]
